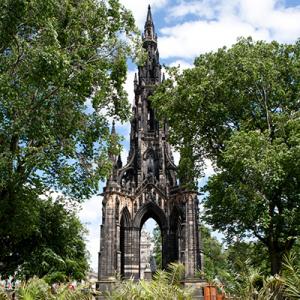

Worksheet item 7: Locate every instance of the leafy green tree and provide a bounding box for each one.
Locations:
[0,0,141,274]
[152,38,300,274]
[0,0,139,202]
[3,197,89,280]
[200,226,230,283]
[226,240,270,276]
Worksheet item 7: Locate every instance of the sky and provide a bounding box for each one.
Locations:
[79,0,300,272]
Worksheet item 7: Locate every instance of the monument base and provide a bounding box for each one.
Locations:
[182,278,206,300]
[96,278,117,300]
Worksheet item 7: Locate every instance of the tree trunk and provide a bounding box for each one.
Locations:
[269,247,282,275]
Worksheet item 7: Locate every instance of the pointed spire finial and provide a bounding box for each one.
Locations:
[117,153,123,169]
[111,120,116,135]
[144,5,156,42]
[147,4,152,23]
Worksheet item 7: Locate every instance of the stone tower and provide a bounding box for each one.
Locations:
[98,5,202,283]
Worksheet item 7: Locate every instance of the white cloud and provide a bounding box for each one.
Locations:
[84,222,101,272]
[120,0,168,28]
[173,150,180,166]
[121,147,129,165]
[203,158,214,178]
[169,60,193,70]
[78,194,102,271]
[159,0,300,59]
[167,0,220,20]
[79,194,102,223]
[124,70,136,106]
[238,0,300,42]
[159,17,270,59]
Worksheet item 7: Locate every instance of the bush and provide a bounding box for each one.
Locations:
[105,263,193,300]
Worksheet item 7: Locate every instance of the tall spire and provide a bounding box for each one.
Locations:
[111,120,116,135]
[144,5,156,42]
[146,4,153,23]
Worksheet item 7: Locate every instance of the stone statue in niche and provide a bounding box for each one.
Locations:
[149,188,156,202]
[126,180,131,190]
[148,154,154,175]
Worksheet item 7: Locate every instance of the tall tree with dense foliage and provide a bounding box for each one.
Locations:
[0,0,141,274]
[19,197,89,281]
[152,38,300,274]
[199,225,229,282]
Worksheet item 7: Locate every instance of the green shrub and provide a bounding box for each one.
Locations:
[105,263,193,300]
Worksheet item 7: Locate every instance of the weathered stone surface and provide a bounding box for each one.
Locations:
[98,5,202,285]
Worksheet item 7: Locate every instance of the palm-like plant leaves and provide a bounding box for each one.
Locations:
[105,263,193,300]
[282,252,300,299]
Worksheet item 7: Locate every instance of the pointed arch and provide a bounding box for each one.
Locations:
[169,205,183,263]
[133,201,167,230]
[120,206,131,227]
[143,146,158,160]
[120,206,132,277]
[169,205,183,229]
[133,201,168,271]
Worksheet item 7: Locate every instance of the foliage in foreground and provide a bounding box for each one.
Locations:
[207,252,300,300]
[1,257,300,299]
[105,263,193,300]
[0,277,97,300]
[0,264,191,300]
[198,226,300,299]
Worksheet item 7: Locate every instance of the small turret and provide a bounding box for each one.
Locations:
[108,120,117,163]
[117,154,123,169]
[134,72,138,91]
[111,120,116,135]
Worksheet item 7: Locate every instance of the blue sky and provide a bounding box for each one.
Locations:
[79,0,300,272]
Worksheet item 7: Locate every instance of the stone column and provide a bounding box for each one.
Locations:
[98,195,117,279]
[183,192,201,278]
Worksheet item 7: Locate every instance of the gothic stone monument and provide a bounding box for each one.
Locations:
[98,5,202,293]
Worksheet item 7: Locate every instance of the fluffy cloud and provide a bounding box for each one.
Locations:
[78,194,102,223]
[85,222,101,272]
[79,194,102,271]
[159,0,300,59]
[169,60,193,69]
[124,70,136,106]
[160,17,269,58]
[167,0,220,20]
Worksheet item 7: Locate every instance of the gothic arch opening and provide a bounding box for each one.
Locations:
[134,202,168,275]
[169,206,183,263]
[120,207,131,278]
[140,218,161,279]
